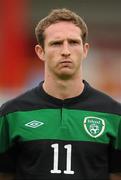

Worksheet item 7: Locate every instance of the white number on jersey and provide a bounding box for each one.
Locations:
[50,143,74,174]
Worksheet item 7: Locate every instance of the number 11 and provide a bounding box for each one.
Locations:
[50,143,74,174]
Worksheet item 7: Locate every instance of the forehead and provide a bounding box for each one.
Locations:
[44,21,82,40]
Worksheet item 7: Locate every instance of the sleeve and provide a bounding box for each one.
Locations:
[109,117,121,173]
[0,107,16,173]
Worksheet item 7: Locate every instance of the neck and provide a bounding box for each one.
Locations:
[43,75,84,100]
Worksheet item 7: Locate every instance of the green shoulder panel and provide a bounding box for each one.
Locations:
[0,116,10,153]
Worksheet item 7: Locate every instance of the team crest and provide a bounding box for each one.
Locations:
[84,116,105,138]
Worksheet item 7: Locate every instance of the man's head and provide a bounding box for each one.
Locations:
[35,8,88,48]
[35,9,89,81]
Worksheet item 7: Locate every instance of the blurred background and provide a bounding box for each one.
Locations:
[0,0,121,105]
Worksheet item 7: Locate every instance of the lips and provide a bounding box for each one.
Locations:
[60,60,72,64]
[59,61,73,69]
[60,61,72,67]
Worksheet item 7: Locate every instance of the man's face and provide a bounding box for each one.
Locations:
[40,21,89,79]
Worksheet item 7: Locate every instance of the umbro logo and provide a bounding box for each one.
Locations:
[25,120,44,128]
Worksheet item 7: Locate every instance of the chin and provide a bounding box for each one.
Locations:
[57,72,74,80]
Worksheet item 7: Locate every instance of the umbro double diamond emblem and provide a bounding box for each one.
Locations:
[25,120,44,128]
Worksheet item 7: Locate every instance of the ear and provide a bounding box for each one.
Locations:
[35,44,45,61]
[83,43,89,59]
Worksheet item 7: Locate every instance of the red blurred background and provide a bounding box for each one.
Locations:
[0,0,121,105]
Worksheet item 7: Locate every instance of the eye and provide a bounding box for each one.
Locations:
[69,40,80,45]
[51,41,62,46]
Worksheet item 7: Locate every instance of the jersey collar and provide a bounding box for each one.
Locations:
[37,80,91,107]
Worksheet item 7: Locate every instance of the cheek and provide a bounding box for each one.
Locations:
[73,48,83,60]
[45,48,57,60]
[45,52,57,69]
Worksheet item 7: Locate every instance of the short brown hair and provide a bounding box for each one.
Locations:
[35,8,88,48]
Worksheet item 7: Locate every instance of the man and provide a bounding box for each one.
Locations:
[0,8,121,180]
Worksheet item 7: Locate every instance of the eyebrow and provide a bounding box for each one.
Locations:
[48,38,81,45]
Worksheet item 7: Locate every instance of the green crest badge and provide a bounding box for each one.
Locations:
[84,116,105,138]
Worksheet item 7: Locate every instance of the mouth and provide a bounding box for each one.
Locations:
[59,61,73,69]
[60,60,72,64]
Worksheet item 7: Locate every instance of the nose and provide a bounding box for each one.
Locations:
[61,42,71,57]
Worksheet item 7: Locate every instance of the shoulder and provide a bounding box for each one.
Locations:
[84,81,121,115]
[0,84,42,116]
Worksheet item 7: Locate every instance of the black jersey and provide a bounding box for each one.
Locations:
[0,80,121,180]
